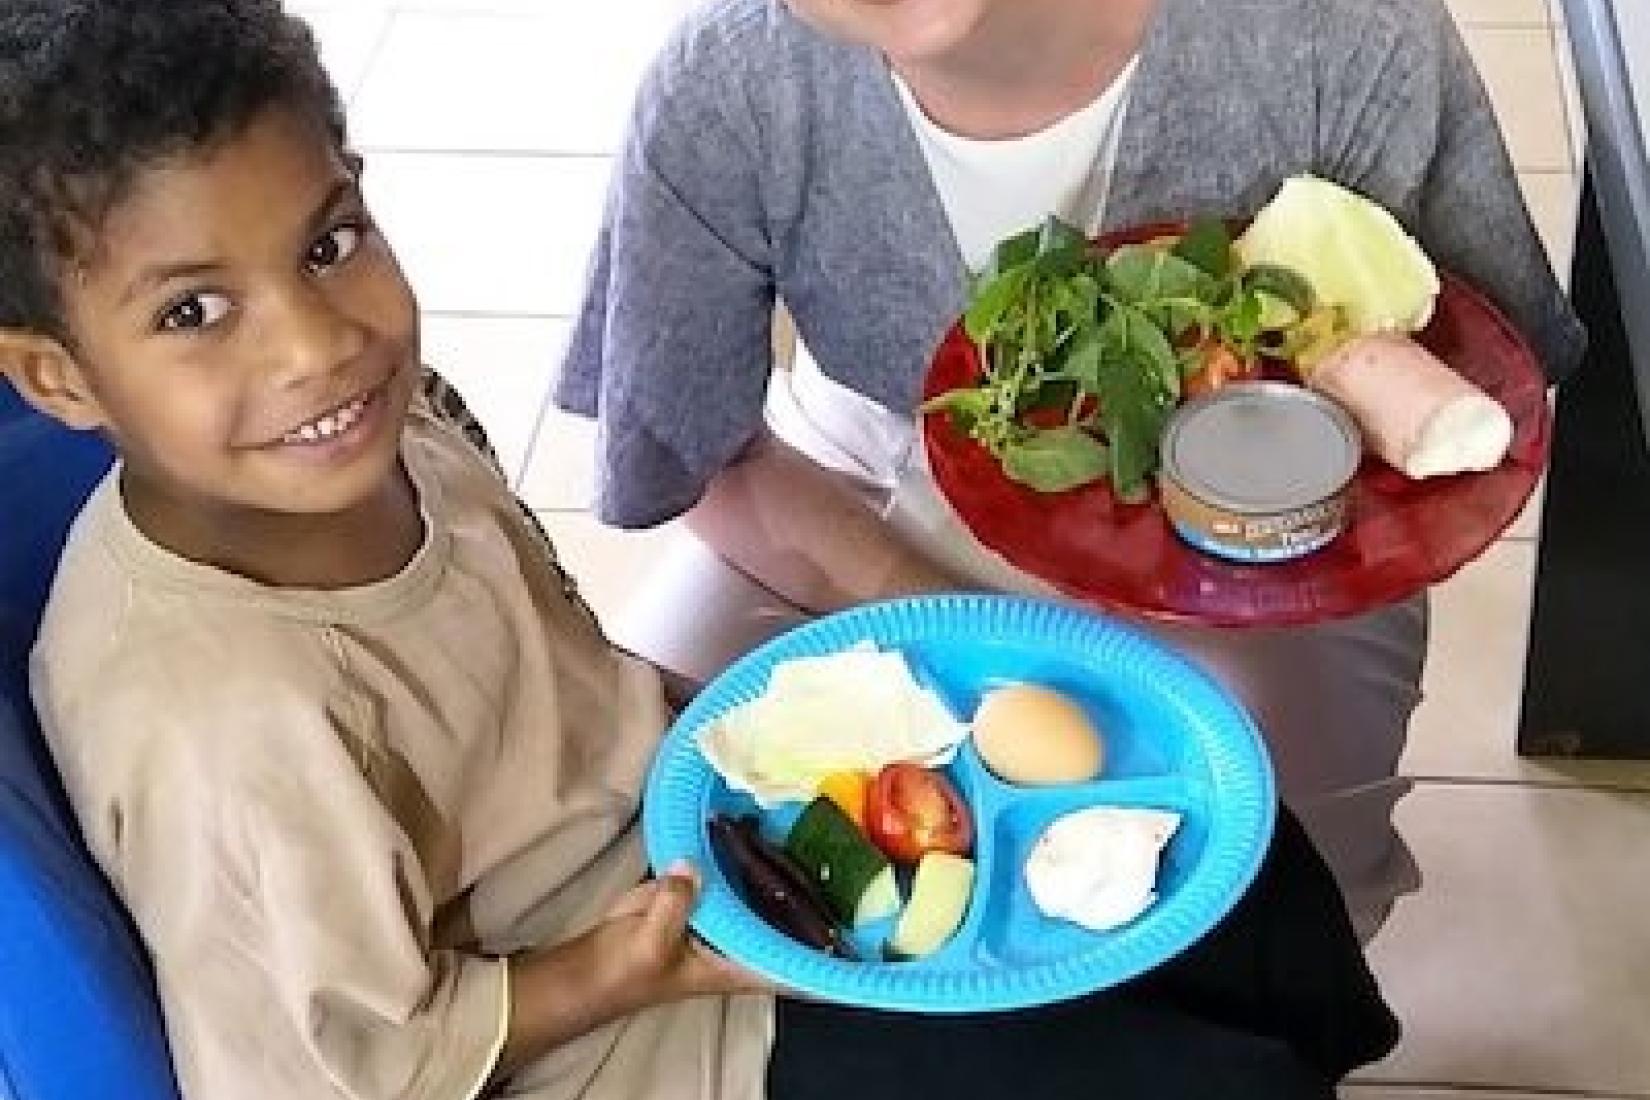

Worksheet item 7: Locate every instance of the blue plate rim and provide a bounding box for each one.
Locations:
[642,593,1277,1013]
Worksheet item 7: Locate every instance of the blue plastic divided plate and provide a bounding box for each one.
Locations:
[642,594,1276,1013]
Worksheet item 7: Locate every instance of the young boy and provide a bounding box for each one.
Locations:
[0,2,768,1097]
[0,2,1397,1098]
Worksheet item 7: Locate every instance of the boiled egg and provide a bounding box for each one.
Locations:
[972,684,1105,786]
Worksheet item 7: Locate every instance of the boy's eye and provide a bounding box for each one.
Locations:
[158,292,233,333]
[305,223,365,274]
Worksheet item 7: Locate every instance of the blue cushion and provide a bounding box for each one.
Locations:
[0,385,179,1099]
[0,385,113,688]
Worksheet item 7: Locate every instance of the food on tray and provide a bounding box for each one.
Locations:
[865,762,974,864]
[972,684,1105,786]
[1237,174,1441,336]
[698,646,968,805]
[886,852,976,960]
[784,797,901,927]
[1306,333,1514,478]
[921,174,1514,520]
[709,814,858,958]
[1159,382,1360,562]
[922,214,1310,502]
[1024,807,1183,932]
[817,769,871,828]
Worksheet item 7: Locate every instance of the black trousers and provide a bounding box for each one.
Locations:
[767,805,1398,1100]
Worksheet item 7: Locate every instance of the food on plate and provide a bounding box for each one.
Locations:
[697,645,969,806]
[817,769,871,828]
[865,762,974,864]
[921,175,1500,511]
[922,215,1315,501]
[709,814,858,958]
[1182,336,1262,399]
[784,797,902,927]
[885,852,976,960]
[921,202,1329,501]
[1158,382,1360,563]
[1024,807,1183,932]
[1237,174,1441,336]
[1306,333,1514,478]
[972,684,1105,785]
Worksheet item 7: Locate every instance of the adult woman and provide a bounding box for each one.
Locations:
[557,0,1584,939]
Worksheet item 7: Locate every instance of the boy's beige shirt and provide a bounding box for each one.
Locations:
[29,404,773,1100]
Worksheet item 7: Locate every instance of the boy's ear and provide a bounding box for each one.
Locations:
[0,330,108,431]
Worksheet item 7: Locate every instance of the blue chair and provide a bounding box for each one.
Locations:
[0,384,180,1099]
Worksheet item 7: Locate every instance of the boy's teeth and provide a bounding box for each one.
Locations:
[285,393,370,444]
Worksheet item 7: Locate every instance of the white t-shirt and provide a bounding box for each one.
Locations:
[891,59,1138,270]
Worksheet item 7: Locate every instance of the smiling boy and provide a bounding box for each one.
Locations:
[0,3,770,1098]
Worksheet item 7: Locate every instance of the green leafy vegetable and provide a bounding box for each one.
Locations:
[923,215,1316,499]
[1002,427,1111,493]
[1172,216,1236,279]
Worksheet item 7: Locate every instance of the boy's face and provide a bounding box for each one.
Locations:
[8,105,419,525]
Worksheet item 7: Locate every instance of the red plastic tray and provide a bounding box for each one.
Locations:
[920,233,1551,628]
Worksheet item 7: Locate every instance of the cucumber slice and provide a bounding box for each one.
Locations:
[785,797,900,927]
[886,852,975,960]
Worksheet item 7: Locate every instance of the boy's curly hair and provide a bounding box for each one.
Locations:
[0,0,346,339]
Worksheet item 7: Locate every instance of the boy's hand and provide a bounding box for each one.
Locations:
[599,861,776,1006]
[493,861,778,1080]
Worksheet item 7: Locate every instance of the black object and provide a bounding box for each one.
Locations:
[768,806,1397,1100]
[708,815,858,959]
[1520,170,1650,758]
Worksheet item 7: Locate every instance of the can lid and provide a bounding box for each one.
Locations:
[1160,381,1361,514]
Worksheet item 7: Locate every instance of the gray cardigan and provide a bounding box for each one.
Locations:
[558,0,1585,528]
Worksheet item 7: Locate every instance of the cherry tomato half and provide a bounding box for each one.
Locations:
[864,763,973,864]
[1184,339,1261,399]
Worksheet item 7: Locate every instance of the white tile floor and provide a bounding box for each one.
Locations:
[292,1,1650,1096]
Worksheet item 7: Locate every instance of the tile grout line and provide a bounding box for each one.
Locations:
[510,369,564,492]
[1346,1077,1649,1099]
[339,8,400,108]
[1406,774,1650,795]
[1544,10,1584,177]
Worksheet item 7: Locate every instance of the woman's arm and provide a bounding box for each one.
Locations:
[684,431,961,615]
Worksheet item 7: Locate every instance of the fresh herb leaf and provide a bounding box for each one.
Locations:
[1001,427,1111,492]
[1219,287,1266,352]
[1037,215,1090,258]
[977,225,1041,284]
[919,387,996,434]
[1125,305,1183,399]
[1105,245,1216,305]
[1093,308,1179,500]
[1171,217,1234,279]
[1103,246,1219,337]
[964,265,1032,344]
